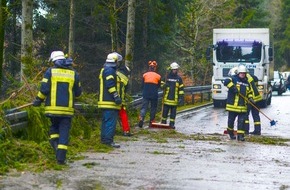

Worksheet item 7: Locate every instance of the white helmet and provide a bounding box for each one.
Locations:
[170,62,180,70]
[112,52,123,62]
[237,65,247,73]
[106,53,118,63]
[49,51,65,62]
[228,67,238,76]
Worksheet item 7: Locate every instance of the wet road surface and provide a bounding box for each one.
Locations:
[1,91,290,190]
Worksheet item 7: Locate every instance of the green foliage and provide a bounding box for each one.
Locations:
[26,107,50,142]
[233,0,269,28]
[247,135,290,145]
[71,114,93,140]
[0,138,55,175]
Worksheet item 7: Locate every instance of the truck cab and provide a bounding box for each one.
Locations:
[206,28,273,108]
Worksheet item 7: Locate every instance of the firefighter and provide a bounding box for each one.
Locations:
[245,72,262,135]
[117,62,132,136]
[161,62,184,129]
[98,52,122,148]
[223,65,253,141]
[228,66,262,135]
[33,50,82,165]
[138,60,161,128]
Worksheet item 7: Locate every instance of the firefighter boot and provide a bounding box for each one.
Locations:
[169,121,175,129]
[250,126,261,135]
[227,129,236,140]
[237,134,245,141]
[56,145,67,165]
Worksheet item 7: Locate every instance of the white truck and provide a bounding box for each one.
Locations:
[206,28,273,108]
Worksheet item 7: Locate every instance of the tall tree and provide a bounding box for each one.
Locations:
[0,0,7,89]
[21,0,33,78]
[173,0,235,85]
[125,0,135,68]
[233,0,269,27]
[125,0,136,93]
[273,0,290,69]
[68,0,75,57]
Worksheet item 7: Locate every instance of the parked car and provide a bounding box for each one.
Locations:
[271,71,287,95]
[282,71,290,90]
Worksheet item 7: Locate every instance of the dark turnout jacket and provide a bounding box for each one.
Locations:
[141,71,161,99]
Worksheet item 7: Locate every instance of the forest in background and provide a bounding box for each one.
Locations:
[1,0,290,97]
[2,0,290,175]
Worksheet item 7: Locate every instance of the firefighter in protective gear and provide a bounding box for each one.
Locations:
[228,67,238,77]
[245,72,262,135]
[161,62,184,129]
[223,65,253,141]
[138,60,161,127]
[117,62,132,136]
[33,50,82,165]
[98,52,122,148]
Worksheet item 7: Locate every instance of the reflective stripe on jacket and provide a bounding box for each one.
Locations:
[117,71,129,106]
[246,73,262,102]
[224,75,253,113]
[37,67,82,116]
[162,72,184,106]
[98,67,121,110]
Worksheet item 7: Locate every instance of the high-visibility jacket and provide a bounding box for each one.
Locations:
[141,71,161,99]
[224,75,253,113]
[116,70,129,106]
[37,66,82,116]
[162,72,184,106]
[246,73,262,102]
[98,66,121,110]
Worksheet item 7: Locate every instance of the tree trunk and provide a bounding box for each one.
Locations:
[68,0,75,58]
[109,0,118,51]
[0,0,7,89]
[125,0,136,93]
[21,0,33,78]
[125,0,136,68]
[11,0,18,77]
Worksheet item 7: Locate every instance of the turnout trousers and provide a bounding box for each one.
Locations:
[101,109,118,144]
[245,104,261,133]
[161,104,177,127]
[227,111,247,135]
[49,116,72,163]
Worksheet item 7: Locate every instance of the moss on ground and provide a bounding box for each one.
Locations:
[1,98,289,175]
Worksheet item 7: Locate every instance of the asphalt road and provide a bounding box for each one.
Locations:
[1,91,290,190]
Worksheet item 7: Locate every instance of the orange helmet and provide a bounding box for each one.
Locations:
[148,60,157,67]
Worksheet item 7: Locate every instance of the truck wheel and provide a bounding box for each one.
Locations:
[213,100,226,108]
[259,100,267,108]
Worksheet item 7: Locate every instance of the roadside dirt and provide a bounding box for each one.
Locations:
[1,133,290,190]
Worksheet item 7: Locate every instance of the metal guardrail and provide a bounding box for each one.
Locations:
[3,85,212,131]
[130,85,211,108]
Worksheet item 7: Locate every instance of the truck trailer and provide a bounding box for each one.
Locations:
[206,28,273,108]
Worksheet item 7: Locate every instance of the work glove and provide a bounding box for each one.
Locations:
[248,98,255,104]
[113,92,122,105]
[178,95,184,106]
[32,97,43,107]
